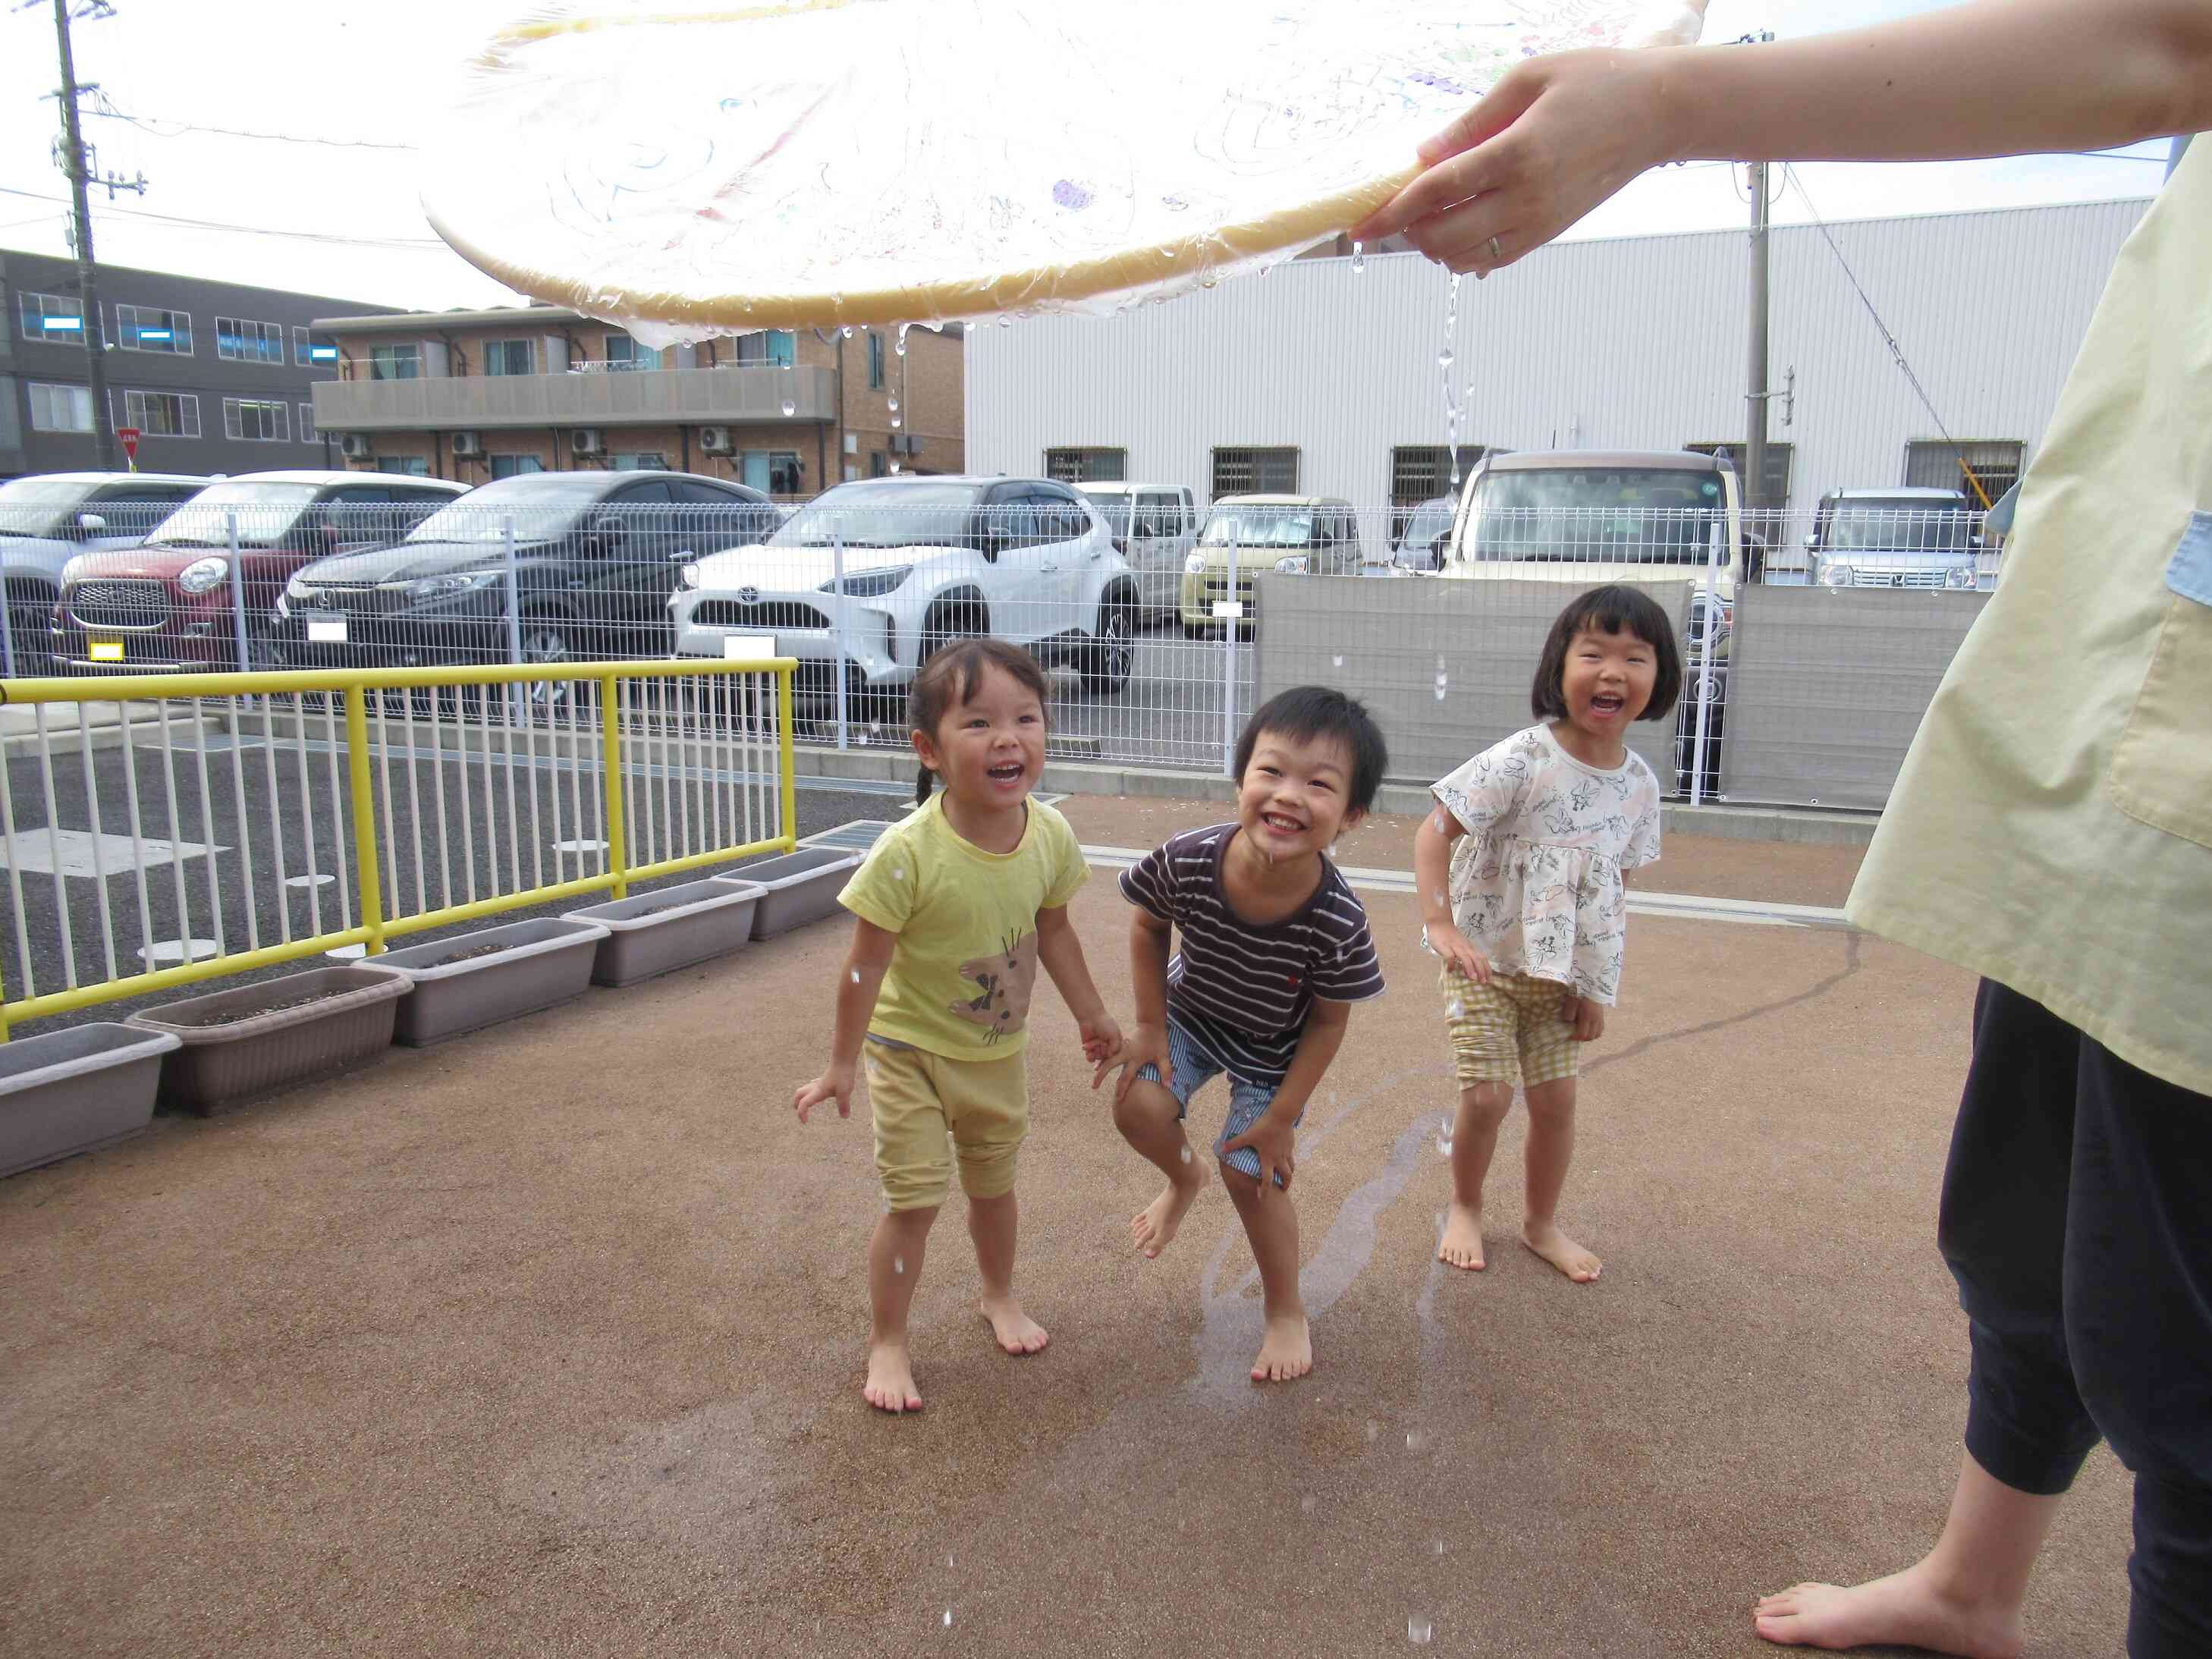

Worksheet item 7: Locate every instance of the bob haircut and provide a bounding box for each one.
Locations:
[1531,585,1683,724]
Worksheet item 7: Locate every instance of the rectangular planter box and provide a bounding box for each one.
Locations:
[0,1022,181,1177]
[720,847,863,939]
[372,916,608,1047]
[125,966,411,1116]
[565,878,765,988]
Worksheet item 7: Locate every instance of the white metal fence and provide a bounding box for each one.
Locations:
[2,497,2003,807]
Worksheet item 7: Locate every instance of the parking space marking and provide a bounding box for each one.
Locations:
[0,828,228,879]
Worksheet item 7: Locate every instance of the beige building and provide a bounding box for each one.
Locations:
[310,307,963,496]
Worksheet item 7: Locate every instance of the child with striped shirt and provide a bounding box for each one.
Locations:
[1098,687,1388,1384]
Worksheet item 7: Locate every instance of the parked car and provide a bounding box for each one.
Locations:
[1391,495,1456,572]
[1807,487,1984,590]
[1179,495,1362,636]
[0,472,206,674]
[52,472,466,674]
[669,474,1141,711]
[274,470,778,674]
[1074,481,1199,617]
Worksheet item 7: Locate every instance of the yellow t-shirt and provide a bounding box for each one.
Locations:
[838,794,1089,1062]
[1849,141,2212,1096]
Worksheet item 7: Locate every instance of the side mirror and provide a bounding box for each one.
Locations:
[76,512,108,534]
[591,513,625,539]
[1803,533,1818,551]
[978,526,1008,562]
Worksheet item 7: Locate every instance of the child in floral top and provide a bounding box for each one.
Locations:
[1413,585,1678,1284]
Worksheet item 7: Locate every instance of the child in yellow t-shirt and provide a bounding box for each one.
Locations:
[794,639,1120,1415]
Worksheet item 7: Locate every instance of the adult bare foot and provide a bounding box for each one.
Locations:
[1250,1312,1313,1383]
[863,1340,923,1414]
[1437,1202,1487,1271]
[1753,1565,2024,1657]
[1130,1162,1208,1258]
[982,1293,1050,1356]
[1522,1218,1601,1283]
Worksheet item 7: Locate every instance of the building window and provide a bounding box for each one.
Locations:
[215,316,287,365]
[17,291,86,345]
[1686,441,1795,511]
[293,326,338,366]
[602,332,661,372]
[1904,439,2024,507]
[224,398,291,442]
[740,451,803,495]
[489,454,544,479]
[732,330,797,367]
[369,342,421,382]
[869,450,889,478]
[1210,446,1298,499]
[298,404,318,442]
[378,456,431,476]
[1389,444,1487,529]
[1045,447,1126,484]
[28,382,96,433]
[116,304,193,354]
[868,331,886,390]
[611,451,669,470]
[482,339,536,377]
[118,389,201,438]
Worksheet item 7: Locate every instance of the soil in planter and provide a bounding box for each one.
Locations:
[185,990,355,1026]
[630,904,686,919]
[427,943,513,967]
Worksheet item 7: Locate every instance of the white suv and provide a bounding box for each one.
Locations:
[670,475,1142,711]
[1074,481,1198,617]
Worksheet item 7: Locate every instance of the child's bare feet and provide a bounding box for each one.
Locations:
[1437,1202,1487,1271]
[981,1293,1050,1355]
[1250,1312,1312,1383]
[1752,1564,2025,1657]
[863,1340,923,1414]
[1522,1218,1601,1282]
[1130,1161,1208,1258]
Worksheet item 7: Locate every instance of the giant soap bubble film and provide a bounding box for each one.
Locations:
[423,0,1707,341]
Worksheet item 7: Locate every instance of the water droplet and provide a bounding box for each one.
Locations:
[1406,1429,1428,1452]
[851,969,862,983]
[1433,811,1447,833]
[840,325,854,339]
[1408,1616,1434,1645]
[1332,655,1344,668]
[891,415,903,429]
[779,358,793,371]
[947,1553,954,1569]
[1179,1146,1192,1164]
[1437,347,1454,369]
[1350,240,1365,274]
[888,394,900,413]
[893,866,906,880]
[891,460,902,473]
[894,1255,905,1274]
[1434,1540,1447,1557]
[897,324,910,357]
[1434,676,1448,702]
[781,397,798,417]
[942,1608,954,1628]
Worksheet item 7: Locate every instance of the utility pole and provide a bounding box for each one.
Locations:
[47,0,143,473]
[1742,30,1776,533]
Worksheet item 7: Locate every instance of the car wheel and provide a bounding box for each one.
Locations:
[1080,592,1136,694]
[519,614,578,713]
[919,595,986,665]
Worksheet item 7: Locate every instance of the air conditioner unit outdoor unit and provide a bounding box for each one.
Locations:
[339,433,372,460]
[896,434,925,456]
[698,425,734,454]
[450,430,481,457]
[570,428,605,457]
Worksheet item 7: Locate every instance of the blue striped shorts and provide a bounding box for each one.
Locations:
[1133,1013,1292,1189]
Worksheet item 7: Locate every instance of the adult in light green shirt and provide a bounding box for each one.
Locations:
[1356,5,2212,1654]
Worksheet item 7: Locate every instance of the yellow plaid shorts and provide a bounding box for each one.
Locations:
[1440,968,1579,1089]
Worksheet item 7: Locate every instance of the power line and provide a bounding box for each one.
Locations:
[0,184,451,250]
[84,102,419,152]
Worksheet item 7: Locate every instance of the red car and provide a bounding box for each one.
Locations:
[53,471,465,673]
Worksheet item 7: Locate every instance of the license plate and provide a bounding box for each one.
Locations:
[89,638,124,662]
[305,613,347,644]
[721,632,777,663]
[1211,600,1245,621]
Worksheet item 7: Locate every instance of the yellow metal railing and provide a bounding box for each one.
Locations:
[0,658,797,1038]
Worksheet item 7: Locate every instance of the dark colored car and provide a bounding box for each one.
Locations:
[272,470,778,674]
[52,473,467,672]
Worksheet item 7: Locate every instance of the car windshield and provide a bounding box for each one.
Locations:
[0,479,98,539]
[146,481,323,549]
[1199,507,1314,548]
[1470,469,1721,564]
[406,476,610,544]
[770,480,985,549]
[1825,507,1974,554]
[1395,501,1453,553]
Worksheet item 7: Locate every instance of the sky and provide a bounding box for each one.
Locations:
[0,0,2174,318]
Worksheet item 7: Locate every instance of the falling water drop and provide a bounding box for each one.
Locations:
[897,323,910,357]
[781,397,798,418]
[888,394,900,413]
[894,1255,905,1275]
[1408,1616,1434,1645]
[891,415,903,430]
[840,325,854,339]
[850,969,861,984]
[1350,240,1365,274]
[1434,1540,1447,1558]
[1180,1146,1192,1164]
[1332,655,1344,668]
[1406,1429,1428,1452]
[942,1608,954,1629]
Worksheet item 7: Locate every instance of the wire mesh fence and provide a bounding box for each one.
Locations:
[3,485,2003,807]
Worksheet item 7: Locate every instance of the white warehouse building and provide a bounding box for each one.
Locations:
[964,196,2147,520]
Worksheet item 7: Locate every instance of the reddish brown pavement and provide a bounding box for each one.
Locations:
[0,797,2133,1657]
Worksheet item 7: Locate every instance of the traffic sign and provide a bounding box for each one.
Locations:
[116,426,140,466]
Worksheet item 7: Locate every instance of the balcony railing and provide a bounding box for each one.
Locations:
[313,364,837,432]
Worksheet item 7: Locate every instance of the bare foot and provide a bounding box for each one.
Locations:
[1130,1162,1208,1259]
[981,1294,1050,1356]
[1437,1203,1487,1271]
[863,1340,923,1415]
[1249,1312,1313,1383]
[1753,1565,2024,1657]
[1522,1219,1601,1283]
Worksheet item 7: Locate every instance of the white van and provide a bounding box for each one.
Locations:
[1074,482,1197,618]
[1440,449,1749,655]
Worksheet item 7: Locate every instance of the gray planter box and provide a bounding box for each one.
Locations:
[0,1022,181,1177]
[125,966,411,1115]
[721,847,862,939]
[372,916,608,1047]
[565,878,765,988]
